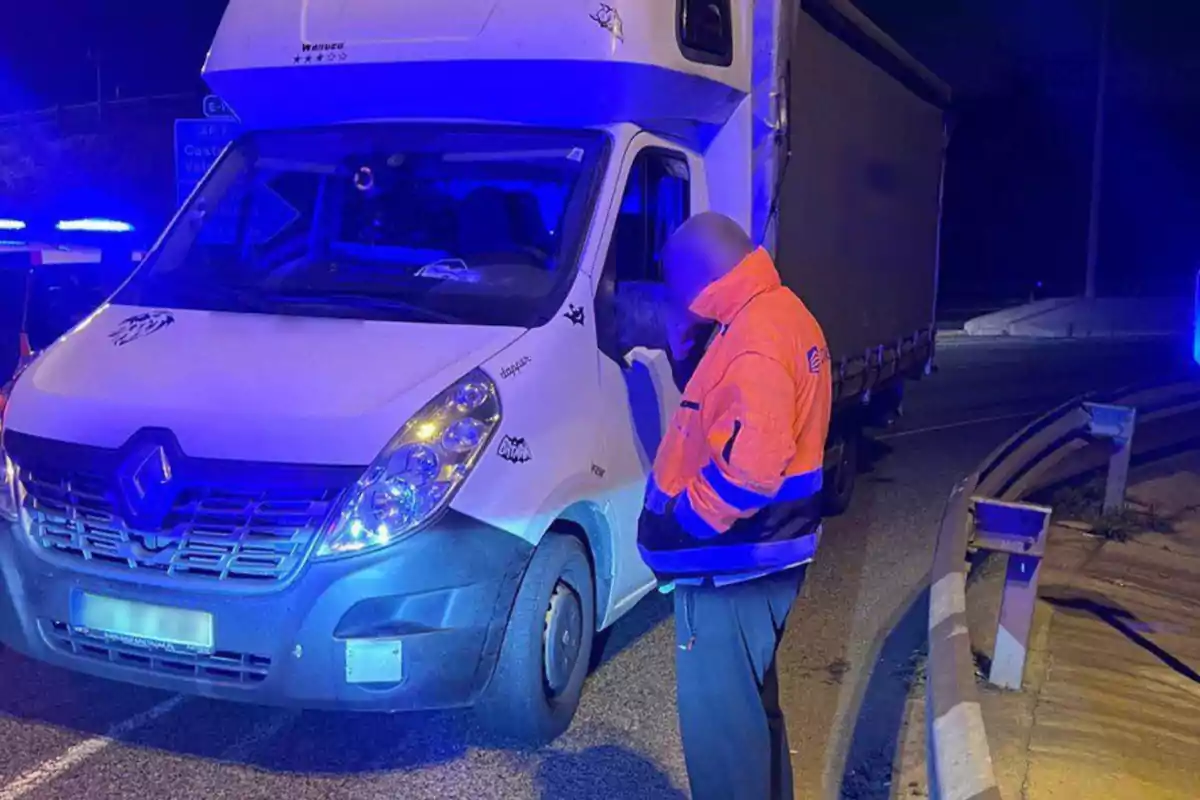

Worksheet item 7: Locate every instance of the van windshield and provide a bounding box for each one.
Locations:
[115,125,606,326]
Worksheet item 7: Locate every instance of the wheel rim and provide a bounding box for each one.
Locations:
[543,580,583,698]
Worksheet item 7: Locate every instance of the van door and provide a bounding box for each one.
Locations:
[591,134,705,623]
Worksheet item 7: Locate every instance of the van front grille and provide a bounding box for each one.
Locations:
[22,466,340,583]
[5,430,361,588]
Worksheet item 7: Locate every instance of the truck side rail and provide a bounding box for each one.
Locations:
[832,325,933,405]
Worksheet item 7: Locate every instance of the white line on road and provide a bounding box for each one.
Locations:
[0,695,186,800]
[877,410,1041,441]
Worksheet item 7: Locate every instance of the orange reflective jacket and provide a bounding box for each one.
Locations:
[638,248,832,580]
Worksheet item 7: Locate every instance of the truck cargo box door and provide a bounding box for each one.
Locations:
[302,0,498,44]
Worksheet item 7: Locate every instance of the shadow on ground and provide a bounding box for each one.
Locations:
[0,588,673,778]
[592,589,673,671]
[535,744,686,799]
[860,437,896,486]
[838,587,929,800]
[1042,590,1200,684]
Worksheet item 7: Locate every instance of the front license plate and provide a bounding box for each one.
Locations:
[71,593,214,655]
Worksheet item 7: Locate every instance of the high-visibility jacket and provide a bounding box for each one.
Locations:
[638,247,832,581]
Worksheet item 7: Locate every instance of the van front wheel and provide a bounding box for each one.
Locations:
[477,533,595,745]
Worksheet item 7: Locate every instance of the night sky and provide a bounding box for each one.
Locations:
[0,2,223,115]
[2,1,1199,302]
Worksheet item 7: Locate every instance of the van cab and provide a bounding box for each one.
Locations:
[0,0,755,743]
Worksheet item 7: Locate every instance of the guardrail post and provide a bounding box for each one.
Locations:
[970,497,1053,691]
[1083,402,1137,514]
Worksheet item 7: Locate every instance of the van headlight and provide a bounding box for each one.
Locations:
[315,370,501,558]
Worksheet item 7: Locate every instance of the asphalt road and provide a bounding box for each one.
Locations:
[0,336,1195,800]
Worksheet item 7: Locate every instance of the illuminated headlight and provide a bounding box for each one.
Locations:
[315,370,501,558]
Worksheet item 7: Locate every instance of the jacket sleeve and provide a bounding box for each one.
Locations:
[672,351,799,538]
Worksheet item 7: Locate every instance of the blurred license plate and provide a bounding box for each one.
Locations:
[71,593,214,654]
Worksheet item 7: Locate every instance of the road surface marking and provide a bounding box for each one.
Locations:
[0,695,186,800]
[878,411,1040,441]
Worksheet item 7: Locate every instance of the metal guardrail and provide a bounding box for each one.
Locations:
[925,379,1200,800]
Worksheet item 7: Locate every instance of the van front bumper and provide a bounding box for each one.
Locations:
[0,511,532,711]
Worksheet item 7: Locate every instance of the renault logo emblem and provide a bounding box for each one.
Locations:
[130,445,172,502]
[117,440,178,529]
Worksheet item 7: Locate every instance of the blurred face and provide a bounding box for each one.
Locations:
[661,237,708,323]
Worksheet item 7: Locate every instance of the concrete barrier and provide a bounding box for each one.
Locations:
[963,297,1190,339]
[961,299,1077,337]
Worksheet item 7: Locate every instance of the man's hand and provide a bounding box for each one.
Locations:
[666,310,700,363]
[613,282,670,353]
[609,281,705,364]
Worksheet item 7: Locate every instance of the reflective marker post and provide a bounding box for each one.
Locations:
[970,497,1053,691]
[1083,402,1137,514]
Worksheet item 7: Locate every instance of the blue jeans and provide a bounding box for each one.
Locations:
[674,566,806,800]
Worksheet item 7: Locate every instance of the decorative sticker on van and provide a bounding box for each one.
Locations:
[109,311,176,347]
[589,3,625,43]
[563,304,586,326]
[292,42,349,65]
[499,356,532,380]
[497,436,533,464]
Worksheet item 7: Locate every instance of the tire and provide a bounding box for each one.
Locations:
[476,533,596,745]
[822,428,859,516]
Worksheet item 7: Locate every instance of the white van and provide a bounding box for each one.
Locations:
[0,0,945,742]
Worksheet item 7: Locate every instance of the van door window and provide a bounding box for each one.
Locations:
[595,148,691,363]
[611,151,691,284]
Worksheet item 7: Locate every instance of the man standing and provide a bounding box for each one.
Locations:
[638,212,832,800]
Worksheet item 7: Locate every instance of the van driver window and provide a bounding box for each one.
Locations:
[608,150,691,285]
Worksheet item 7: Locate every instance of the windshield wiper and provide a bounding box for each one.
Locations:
[134,274,276,314]
[132,272,463,323]
[260,290,463,324]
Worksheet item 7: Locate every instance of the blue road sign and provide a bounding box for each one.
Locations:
[174,119,241,207]
[173,118,298,247]
[203,95,236,119]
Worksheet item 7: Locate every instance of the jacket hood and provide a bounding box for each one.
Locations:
[689,248,782,325]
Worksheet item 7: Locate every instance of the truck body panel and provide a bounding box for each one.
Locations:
[203,0,747,132]
[753,0,948,405]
